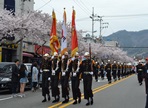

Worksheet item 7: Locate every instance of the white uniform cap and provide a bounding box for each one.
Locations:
[75,52,79,56]
[108,60,110,62]
[44,53,49,57]
[84,52,90,56]
[53,52,58,56]
[114,61,116,63]
[64,52,68,56]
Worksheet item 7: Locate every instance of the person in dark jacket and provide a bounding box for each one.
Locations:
[70,52,81,105]
[144,58,148,108]
[41,53,52,102]
[136,61,144,86]
[51,52,61,103]
[80,52,94,106]
[11,59,20,97]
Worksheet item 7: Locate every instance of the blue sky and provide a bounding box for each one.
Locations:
[34,0,148,36]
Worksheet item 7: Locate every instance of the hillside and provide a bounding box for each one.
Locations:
[103,30,148,57]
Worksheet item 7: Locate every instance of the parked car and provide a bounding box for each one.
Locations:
[0,62,32,92]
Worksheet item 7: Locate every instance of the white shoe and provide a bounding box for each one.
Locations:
[97,80,100,82]
[12,94,17,98]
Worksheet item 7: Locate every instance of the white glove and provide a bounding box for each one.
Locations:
[52,70,55,75]
[89,72,93,75]
[62,55,65,59]
[73,73,77,76]
[51,56,54,59]
[40,69,43,73]
[62,72,66,76]
[48,77,51,81]
[71,57,75,61]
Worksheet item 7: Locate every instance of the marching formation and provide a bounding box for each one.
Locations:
[40,51,135,106]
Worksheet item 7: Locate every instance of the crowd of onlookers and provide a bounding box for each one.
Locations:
[11,59,39,98]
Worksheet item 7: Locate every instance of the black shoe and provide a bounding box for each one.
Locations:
[86,102,90,106]
[140,83,142,86]
[90,98,93,105]
[78,97,81,103]
[73,100,77,105]
[52,99,57,103]
[42,99,47,102]
[65,99,69,103]
[48,96,50,101]
[62,100,67,104]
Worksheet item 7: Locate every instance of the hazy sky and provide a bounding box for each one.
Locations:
[34,0,148,36]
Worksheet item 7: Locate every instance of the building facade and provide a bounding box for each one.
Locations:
[0,0,34,13]
[0,0,36,62]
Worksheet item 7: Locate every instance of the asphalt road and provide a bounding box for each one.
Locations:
[0,74,146,108]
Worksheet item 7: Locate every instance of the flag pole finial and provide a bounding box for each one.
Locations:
[72,6,74,10]
[64,8,66,10]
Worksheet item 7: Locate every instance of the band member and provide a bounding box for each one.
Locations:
[94,61,99,82]
[121,63,124,78]
[41,53,52,102]
[112,61,117,82]
[51,52,61,103]
[143,58,148,108]
[105,60,112,84]
[117,62,121,80]
[124,63,127,77]
[136,61,144,85]
[70,52,81,104]
[80,52,93,106]
[61,52,71,103]
[100,62,105,80]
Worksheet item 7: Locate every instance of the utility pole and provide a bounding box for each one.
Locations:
[17,0,26,63]
[97,16,109,44]
[90,7,99,40]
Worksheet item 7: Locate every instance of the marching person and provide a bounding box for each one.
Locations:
[100,62,105,80]
[117,62,121,80]
[121,63,124,78]
[51,52,61,103]
[143,58,148,108]
[80,52,93,106]
[61,52,71,103]
[70,52,81,104]
[105,60,112,84]
[112,61,117,82]
[94,61,99,82]
[41,53,52,102]
[136,61,144,86]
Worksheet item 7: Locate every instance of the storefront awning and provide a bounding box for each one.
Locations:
[23,52,34,57]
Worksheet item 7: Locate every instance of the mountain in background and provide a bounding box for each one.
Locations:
[103,29,148,57]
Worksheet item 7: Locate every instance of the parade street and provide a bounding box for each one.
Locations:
[0,74,146,108]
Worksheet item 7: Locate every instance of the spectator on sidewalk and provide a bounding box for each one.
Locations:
[11,59,20,97]
[19,64,28,97]
[31,62,39,92]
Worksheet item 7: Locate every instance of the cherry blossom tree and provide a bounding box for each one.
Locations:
[0,9,134,63]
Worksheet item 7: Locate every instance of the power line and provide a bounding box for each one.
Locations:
[104,14,148,18]
[105,46,148,48]
[36,0,52,10]
[77,0,92,14]
[73,0,91,16]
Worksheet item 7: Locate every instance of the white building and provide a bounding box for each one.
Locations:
[0,0,34,13]
[104,41,119,47]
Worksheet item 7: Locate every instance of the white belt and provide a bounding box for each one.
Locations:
[43,69,49,71]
